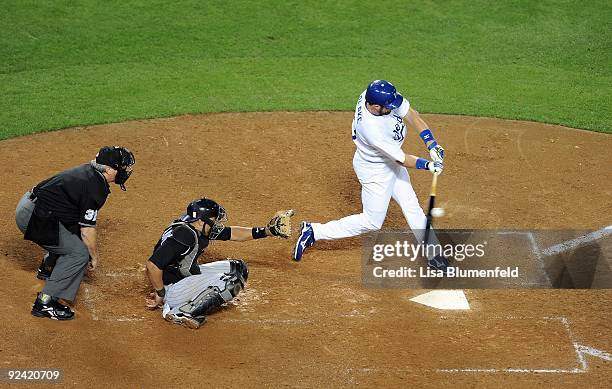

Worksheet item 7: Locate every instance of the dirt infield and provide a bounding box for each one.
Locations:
[1,112,610,387]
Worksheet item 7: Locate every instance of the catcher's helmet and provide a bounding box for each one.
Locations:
[180,198,227,239]
[365,80,403,109]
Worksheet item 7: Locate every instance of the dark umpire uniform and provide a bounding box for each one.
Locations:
[15,146,135,320]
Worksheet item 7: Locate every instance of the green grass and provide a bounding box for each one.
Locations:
[1,0,610,139]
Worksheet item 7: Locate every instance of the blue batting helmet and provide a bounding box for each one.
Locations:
[365,80,403,109]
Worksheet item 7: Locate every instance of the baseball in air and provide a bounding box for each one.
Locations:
[431,207,445,217]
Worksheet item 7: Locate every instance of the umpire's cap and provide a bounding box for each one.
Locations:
[96,146,135,170]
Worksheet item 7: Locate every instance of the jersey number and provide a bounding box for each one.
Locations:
[84,209,98,221]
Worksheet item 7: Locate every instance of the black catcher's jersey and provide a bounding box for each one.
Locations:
[149,221,231,285]
[33,163,110,234]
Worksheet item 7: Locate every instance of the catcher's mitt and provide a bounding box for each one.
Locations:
[266,210,294,238]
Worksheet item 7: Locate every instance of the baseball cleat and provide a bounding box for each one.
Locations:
[293,222,315,261]
[427,254,450,273]
[165,312,206,329]
[31,295,74,321]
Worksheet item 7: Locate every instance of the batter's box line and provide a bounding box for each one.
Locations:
[103,268,145,278]
[83,284,311,324]
[82,286,146,323]
[436,316,611,374]
[224,318,315,325]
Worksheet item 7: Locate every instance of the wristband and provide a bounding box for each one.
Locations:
[419,129,437,150]
[416,158,429,170]
[252,227,268,239]
[155,288,165,298]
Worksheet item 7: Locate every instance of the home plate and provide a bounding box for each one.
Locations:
[410,290,470,310]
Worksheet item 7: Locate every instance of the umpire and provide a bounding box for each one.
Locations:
[15,146,135,320]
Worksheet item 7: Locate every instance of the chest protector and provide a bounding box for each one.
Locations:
[163,222,200,277]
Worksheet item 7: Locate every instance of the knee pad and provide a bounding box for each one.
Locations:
[224,259,248,299]
[220,270,245,300]
[179,286,225,317]
[179,262,248,317]
[229,259,249,286]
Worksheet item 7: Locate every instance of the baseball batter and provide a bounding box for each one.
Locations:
[293,80,449,270]
[145,198,293,329]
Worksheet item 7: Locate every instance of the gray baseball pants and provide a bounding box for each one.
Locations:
[15,191,90,302]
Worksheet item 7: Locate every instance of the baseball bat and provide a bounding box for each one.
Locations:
[423,173,438,246]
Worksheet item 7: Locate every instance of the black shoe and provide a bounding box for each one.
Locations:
[36,253,57,281]
[31,296,74,321]
[428,255,450,273]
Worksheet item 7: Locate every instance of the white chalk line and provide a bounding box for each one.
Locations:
[436,316,610,374]
[104,271,142,278]
[516,129,548,197]
[561,316,589,373]
[479,227,611,286]
[82,269,311,324]
[495,230,533,236]
[224,318,314,325]
[577,345,612,362]
[82,286,99,321]
[540,225,612,257]
[462,117,482,155]
[82,283,611,375]
[108,316,146,322]
[527,232,553,285]
[81,286,145,323]
[79,268,147,322]
[81,284,311,325]
[527,232,541,259]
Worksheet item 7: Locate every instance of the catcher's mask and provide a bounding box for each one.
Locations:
[180,198,227,240]
[95,146,136,191]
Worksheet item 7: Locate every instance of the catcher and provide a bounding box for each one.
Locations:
[145,197,293,329]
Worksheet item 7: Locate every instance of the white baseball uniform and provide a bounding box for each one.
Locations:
[311,91,440,254]
[162,260,234,317]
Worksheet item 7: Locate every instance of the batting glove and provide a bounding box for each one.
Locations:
[427,161,444,175]
[429,144,445,163]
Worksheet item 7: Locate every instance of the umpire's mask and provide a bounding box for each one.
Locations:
[96,146,136,191]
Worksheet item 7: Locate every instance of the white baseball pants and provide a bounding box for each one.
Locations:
[311,154,440,257]
[162,260,233,316]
